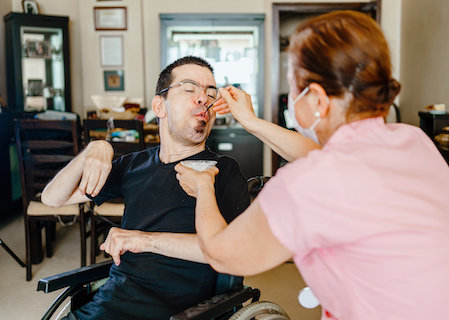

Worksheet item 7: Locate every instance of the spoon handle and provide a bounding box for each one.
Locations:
[206,96,222,112]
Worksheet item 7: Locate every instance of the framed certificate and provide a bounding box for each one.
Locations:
[100,36,123,67]
[94,7,127,31]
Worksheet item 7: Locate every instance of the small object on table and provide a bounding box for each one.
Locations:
[425,104,446,114]
[434,126,449,151]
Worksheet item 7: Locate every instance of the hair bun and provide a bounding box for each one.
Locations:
[386,78,401,104]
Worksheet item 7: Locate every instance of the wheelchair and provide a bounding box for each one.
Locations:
[38,176,291,319]
[37,260,290,320]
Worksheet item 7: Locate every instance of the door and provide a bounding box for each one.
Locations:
[271,1,381,172]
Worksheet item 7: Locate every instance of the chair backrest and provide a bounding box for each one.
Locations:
[386,103,401,123]
[247,176,270,203]
[14,119,80,208]
[83,119,145,159]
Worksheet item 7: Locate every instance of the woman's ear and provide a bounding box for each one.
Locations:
[152,95,166,119]
[309,82,330,118]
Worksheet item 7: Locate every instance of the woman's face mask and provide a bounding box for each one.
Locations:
[287,86,322,145]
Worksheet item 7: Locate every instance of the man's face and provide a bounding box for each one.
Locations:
[163,64,217,145]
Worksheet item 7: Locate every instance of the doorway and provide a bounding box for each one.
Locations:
[271,1,381,173]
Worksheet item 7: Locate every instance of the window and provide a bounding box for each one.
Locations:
[160,14,265,119]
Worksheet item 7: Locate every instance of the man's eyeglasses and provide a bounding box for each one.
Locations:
[157,80,218,104]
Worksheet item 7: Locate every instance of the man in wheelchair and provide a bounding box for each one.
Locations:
[41,56,250,320]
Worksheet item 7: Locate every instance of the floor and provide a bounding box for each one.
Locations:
[0,212,322,320]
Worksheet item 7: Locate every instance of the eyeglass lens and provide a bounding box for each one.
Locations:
[181,81,218,103]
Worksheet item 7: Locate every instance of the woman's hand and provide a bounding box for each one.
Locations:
[212,86,258,128]
[174,164,219,198]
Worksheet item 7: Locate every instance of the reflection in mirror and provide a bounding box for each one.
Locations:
[20,26,65,112]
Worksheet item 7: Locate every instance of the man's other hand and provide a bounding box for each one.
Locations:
[100,227,147,266]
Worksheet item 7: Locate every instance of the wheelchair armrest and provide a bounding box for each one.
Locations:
[37,260,113,293]
[169,286,260,320]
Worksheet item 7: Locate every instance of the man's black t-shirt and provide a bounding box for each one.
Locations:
[74,146,249,320]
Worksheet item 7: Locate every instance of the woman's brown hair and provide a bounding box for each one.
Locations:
[288,10,401,120]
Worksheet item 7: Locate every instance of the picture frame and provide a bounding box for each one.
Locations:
[22,0,39,15]
[26,40,51,59]
[27,79,44,96]
[94,7,127,31]
[104,70,124,91]
[100,36,123,67]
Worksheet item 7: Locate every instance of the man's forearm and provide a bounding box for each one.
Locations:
[143,232,207,264]
[41,153,86,207]
[101,228,208,265]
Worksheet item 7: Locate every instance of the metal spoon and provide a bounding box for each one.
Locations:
[205,96,222,113]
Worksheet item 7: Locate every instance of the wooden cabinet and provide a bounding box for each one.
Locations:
[418,111,449,164]
[4,13,71,115]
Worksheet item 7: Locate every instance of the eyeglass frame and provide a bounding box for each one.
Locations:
[156,79,218,103]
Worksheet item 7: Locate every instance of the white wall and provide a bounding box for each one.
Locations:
[78,0,145,116]
[400,0,449,125]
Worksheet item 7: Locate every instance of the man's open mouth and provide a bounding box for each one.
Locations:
[197,111,208,121]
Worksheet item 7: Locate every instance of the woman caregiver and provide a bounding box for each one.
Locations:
[175,10,449,320]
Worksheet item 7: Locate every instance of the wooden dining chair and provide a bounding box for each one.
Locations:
[14,119,88,281]
[83,118,146,263]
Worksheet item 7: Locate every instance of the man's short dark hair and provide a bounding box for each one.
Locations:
[155,56,214,98]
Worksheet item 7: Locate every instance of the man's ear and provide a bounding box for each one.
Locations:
[309,82,330,118]
[152,95,166,119]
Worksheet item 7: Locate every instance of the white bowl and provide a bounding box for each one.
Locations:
[180,160,217,172]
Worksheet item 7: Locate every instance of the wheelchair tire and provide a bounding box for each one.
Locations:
[228,301,290,320]
[55,301,71,320]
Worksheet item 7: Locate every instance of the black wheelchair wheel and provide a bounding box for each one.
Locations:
[228,301,290,320]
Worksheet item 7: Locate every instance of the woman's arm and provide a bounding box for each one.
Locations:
[175,164,293,276]
[215,86,319,162]
[197,196,293,276]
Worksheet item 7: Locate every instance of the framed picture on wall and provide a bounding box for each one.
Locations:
[26,40,51,59]
[104,70,124,91]
[22,0,39,14]
[94,7,127,31]
[100,36,123,67]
